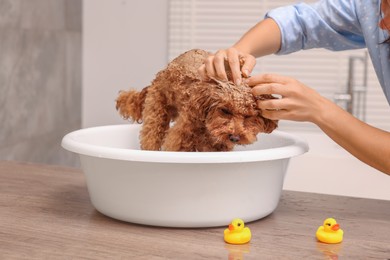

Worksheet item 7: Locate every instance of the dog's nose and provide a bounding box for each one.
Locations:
[229,134,240,143]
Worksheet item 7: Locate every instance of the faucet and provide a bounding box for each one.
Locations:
[334,52,368,121]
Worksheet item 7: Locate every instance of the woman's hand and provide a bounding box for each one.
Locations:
[249,73,390,175]
[249,73,327,124]
[197,18,282,85]
[198,48,256,86]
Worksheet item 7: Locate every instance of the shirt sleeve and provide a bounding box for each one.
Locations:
[265,0,366,55]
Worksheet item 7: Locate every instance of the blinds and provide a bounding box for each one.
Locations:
[168,0,390,132]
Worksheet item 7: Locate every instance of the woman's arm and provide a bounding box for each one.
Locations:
[249,73,390,175]
[233,18,282,58]
[199,0,366,86]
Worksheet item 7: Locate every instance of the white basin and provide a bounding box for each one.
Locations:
[62,124,308,227]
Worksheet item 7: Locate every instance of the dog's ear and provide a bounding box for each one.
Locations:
[261,116,278,133]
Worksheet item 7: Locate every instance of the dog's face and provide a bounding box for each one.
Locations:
[194,81,278,150]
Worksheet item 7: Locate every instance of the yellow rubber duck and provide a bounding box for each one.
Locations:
[316,218,344,244]
[224,218,251,244]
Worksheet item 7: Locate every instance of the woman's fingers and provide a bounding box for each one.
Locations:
[259,107,289,120]
[252,81,292,120]
[252,75,321,122]
[204,55,218,80]
[241,54,256,78]
[256,98,282,110]
[257,98,297,120]
[198,48,257,84]
[246,73,292,86]
[213,50,229,81]
[252,83,290,98]
[226,48,242,85]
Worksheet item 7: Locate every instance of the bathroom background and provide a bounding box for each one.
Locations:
[1,0,390,199]
[0,0,81,166]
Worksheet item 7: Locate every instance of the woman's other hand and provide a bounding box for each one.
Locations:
[249,73,327,124]
[249,73,390,174]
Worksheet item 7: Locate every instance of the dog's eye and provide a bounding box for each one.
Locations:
[220,108,232,115]
[244,115,252,119]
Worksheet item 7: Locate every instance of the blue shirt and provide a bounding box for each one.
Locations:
[266,0,390,105]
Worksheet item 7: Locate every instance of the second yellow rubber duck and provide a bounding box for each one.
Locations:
[224,218,251,244]
[316,218,344,244]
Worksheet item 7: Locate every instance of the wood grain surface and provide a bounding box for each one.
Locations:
[0,161,389,259]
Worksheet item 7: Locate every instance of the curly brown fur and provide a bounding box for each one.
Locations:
[116,49,278,151]
[116,87,148,123]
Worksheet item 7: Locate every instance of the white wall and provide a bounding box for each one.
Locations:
[83,0,168,127]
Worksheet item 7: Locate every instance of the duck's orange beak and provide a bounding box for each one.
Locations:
[228,224,234,231]
[331,224,340,231]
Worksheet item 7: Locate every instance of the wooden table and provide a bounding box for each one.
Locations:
[1,161,389,259]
